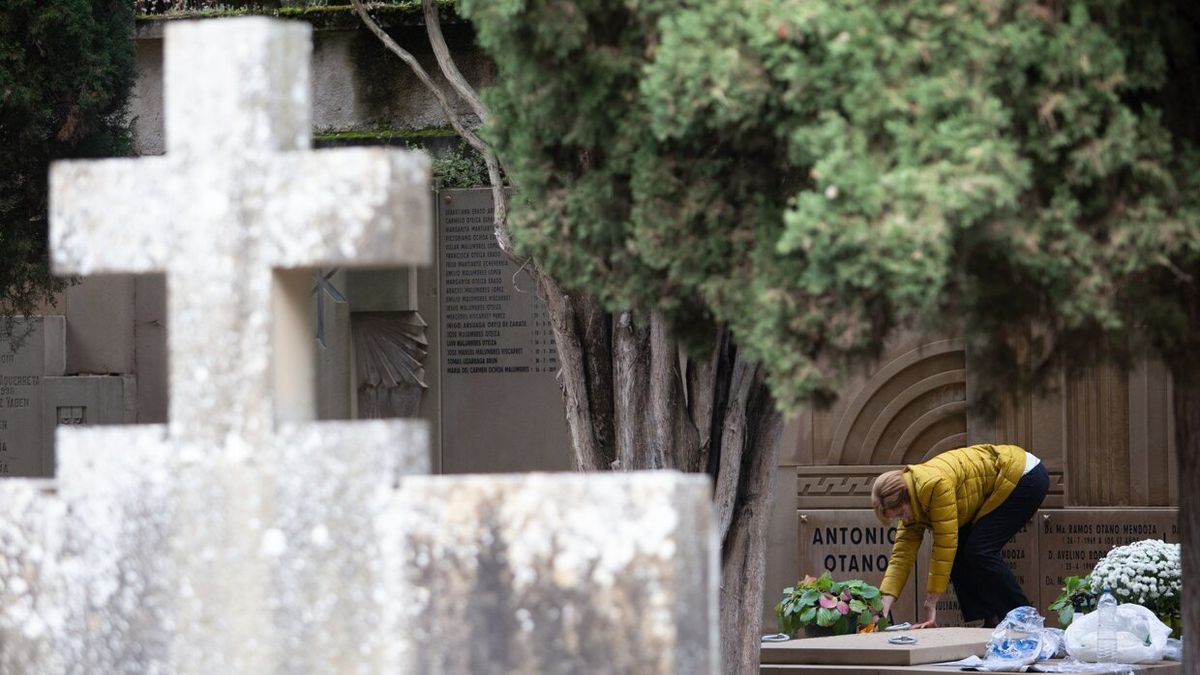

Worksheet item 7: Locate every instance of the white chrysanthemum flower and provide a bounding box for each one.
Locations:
[1088,539,1181,620]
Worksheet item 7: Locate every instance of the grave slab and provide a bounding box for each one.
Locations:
[760,627,993,666]
[760,660,1182,675]
[385,472,717,675]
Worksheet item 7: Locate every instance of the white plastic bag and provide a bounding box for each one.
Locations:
[1064,603,1171,664]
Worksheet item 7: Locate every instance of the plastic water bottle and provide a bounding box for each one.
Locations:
[1095,588,1118,662]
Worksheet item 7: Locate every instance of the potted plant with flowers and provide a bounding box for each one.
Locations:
[1088,539,1182,638]
[1049,539,1182,638]
[775,571,890,638]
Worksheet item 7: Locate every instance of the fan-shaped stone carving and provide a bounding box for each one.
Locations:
[352,311,428,419]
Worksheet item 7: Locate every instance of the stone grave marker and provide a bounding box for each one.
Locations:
[1037,508,1178,609]
[389,473,716,674]
[796,510,919,624]
[0,18,718,675]
[438,188,570,472]
[0,317,64,477]
[16,16,434,673]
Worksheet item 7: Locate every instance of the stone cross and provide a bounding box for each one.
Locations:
[0,17,719,675]
[40,18,433,672]
[50,18,430,445]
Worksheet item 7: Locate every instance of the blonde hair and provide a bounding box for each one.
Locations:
[871,469,908,525]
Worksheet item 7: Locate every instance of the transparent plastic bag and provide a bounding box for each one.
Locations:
[1064,603,1171,664]
[1162,638,1182,661]
[1031,660,1135,674]
[986,607,1063,663]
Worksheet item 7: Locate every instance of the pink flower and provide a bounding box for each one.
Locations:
[837,601,850,615]
[819,593,838,609]
[841,589,851,601]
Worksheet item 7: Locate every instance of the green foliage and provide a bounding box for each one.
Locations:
[429,144,489,189]
[0,0,135,319]
[461,0,1200,410]
[1048,574,1097,627]
[775,571,888,636]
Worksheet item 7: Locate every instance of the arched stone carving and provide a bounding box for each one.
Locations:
[825,337,967,466]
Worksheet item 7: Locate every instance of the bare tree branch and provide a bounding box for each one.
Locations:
[421,0,489,123]
[351,0,512,254]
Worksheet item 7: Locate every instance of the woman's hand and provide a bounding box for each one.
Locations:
[881,594,895,619]
[912,592,941,629]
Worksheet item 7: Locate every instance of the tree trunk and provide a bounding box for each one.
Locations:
[539,272,784,674]
[1168,282,1200,675]
[1174,374,1197,674]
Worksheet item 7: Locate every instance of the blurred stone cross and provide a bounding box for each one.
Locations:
[50,18,430,444]
[38,17,433,672]
[0,16,719,675]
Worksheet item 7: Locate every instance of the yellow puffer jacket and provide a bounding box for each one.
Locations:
[879,444,1028,598]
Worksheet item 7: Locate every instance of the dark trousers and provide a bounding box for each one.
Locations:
[950,463,1049,624]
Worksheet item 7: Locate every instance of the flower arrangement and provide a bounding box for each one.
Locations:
[775,572,890,637]
[1089,539,1182,636]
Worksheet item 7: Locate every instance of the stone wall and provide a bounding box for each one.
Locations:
[763,331,1179,629]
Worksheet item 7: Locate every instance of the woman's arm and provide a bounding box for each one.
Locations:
[879,523,924,599]
[912,591,942,628]
[924,479,959,596]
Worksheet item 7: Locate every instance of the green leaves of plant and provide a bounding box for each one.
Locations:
[775,573,887,635]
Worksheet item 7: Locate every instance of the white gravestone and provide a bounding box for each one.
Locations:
[0,17,719,675]
[387,473,718,675]
[24,17,432,674]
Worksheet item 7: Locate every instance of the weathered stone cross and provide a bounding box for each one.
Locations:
[0,17,719,675]
[50,18,430,444]
[43,18,434,672]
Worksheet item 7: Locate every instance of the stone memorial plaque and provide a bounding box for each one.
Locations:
[916,518,1037,627]
[0,317,65,477]
[437,188,570,472]
[1038,508,1179,609]
[796,510,918,624]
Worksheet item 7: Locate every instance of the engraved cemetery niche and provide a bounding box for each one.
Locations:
[438,188,570,473]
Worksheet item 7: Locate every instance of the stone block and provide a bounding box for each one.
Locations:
[133,274,167,424]
[65,275,135,375]
[760,627,993,667]
[43,375,137,473]
[0,317,65,478]
[0,479,65,673]
[437,188,570,473]
[55,425,177,674]
[383,472,717,675]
